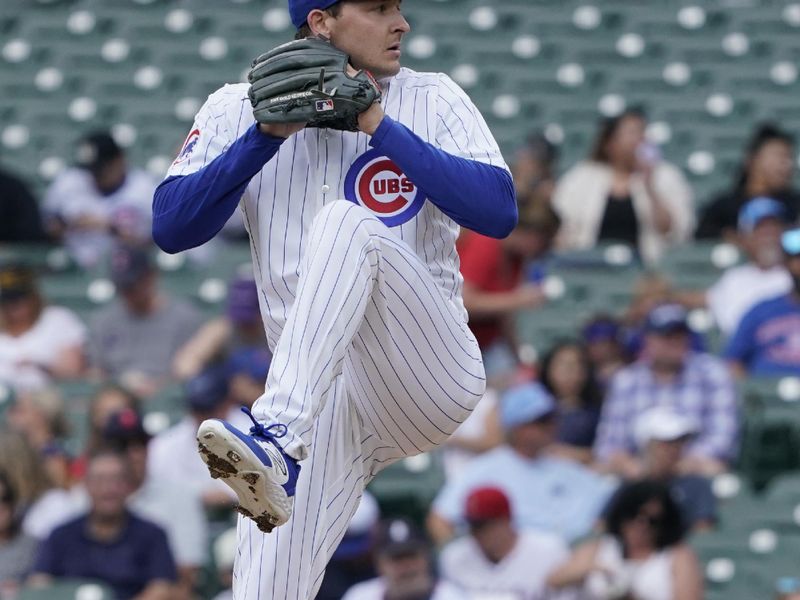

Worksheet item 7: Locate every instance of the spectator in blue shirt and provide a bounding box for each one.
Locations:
[427,382,615,546]
[726,227,800,377]
[29,450,176,600]
[595,303,739,478]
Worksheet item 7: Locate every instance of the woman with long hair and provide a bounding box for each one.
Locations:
[0,429,80,540]
[552,109,694,264]
[697,123,797,239]
[548,480,703,600]
[539,340,602,463]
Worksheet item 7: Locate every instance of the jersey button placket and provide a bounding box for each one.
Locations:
[321,184,330,194]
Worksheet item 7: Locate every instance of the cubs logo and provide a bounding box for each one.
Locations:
[173,129,200,165]
[344,149,425,227]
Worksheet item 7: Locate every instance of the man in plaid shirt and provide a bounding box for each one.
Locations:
[594,303,739,478]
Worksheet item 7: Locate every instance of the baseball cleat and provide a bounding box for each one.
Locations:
[197,407,300,533]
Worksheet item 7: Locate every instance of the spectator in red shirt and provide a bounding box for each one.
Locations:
[459,201,560,381]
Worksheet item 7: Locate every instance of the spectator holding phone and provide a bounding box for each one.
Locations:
[553,108,694,264]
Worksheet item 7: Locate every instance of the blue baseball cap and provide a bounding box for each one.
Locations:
[500,382,556,430]
[288,0,339,29]
[184,366,229,412]
[582,316,620,344]
[644,303,690,335]
[738,197,786,233]
[782,228,800,256]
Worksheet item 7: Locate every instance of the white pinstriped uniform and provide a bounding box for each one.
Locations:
[167,67,508,599]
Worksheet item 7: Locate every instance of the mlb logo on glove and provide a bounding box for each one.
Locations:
[315,99,335,112]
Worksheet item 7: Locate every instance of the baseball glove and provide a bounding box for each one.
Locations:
[248,38,381,132]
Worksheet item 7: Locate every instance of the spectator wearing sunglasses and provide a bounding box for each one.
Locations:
[547,480,703,600]
[726,228,800,377]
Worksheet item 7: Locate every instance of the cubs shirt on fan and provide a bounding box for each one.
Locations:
[725,228,800,375]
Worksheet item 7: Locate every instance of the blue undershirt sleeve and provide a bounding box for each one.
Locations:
[152,124,285,254]
[368,116,517,238]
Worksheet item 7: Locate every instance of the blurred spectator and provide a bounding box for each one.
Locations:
[0,471,38,597]
[540,340,603,464]
[88,245,202,398]
[101,408,208,594]
[318,492,380,600]
[678,197,791,337]
[0,262,86,392]
[622,407,717,531]
[439,486,568,599]
[547,480,703,600]
[72,384,142,481]
[343,518,461,600]
[7,387,71,489]
[623,272,673,330]
[697,123,798,240]
[459,202,560,381]
[211,527,237,600]
[553,108,694,264]
[43,131,156,268]
[0,429,78,541]
[86,385,142,458]
[29,450,177,600]
[441,389,503,480]
[726,227,800,377]
[511,132,559,205]
[0,165,47,242]
[623,274,706,358]
[776,577,800,600]
[147,366,243,507]
[581,315,629,388]
[595,304,739,478]
[428,383,614,545]
[174,276,271,407]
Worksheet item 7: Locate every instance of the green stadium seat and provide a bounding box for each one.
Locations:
[18,581,115,600]
[737,377,800,489]
[367,452,445,525]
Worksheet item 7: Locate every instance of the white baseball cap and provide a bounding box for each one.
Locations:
[634,406,699,448]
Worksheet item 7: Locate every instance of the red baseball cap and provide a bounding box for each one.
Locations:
[465,487,512,524]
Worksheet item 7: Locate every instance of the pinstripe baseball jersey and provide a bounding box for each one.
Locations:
[165,62,509,600]
[167,67,508,348]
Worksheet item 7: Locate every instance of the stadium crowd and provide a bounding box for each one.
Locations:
[1,109,800,600]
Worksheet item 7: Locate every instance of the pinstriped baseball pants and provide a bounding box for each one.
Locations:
[234,200,486,599]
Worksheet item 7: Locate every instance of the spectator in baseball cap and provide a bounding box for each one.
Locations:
[439,486,568,599]
[87,244,203,399]
[429,382,614,546]
[43,130,156,268]
[596,303,738,478]
[101,407,209,593]
[624,407,716,531]
[725,227,800,378]
[146,366,237,509]
[581,314,629,387]
[343,518,462,600]
[676,196,791,338]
